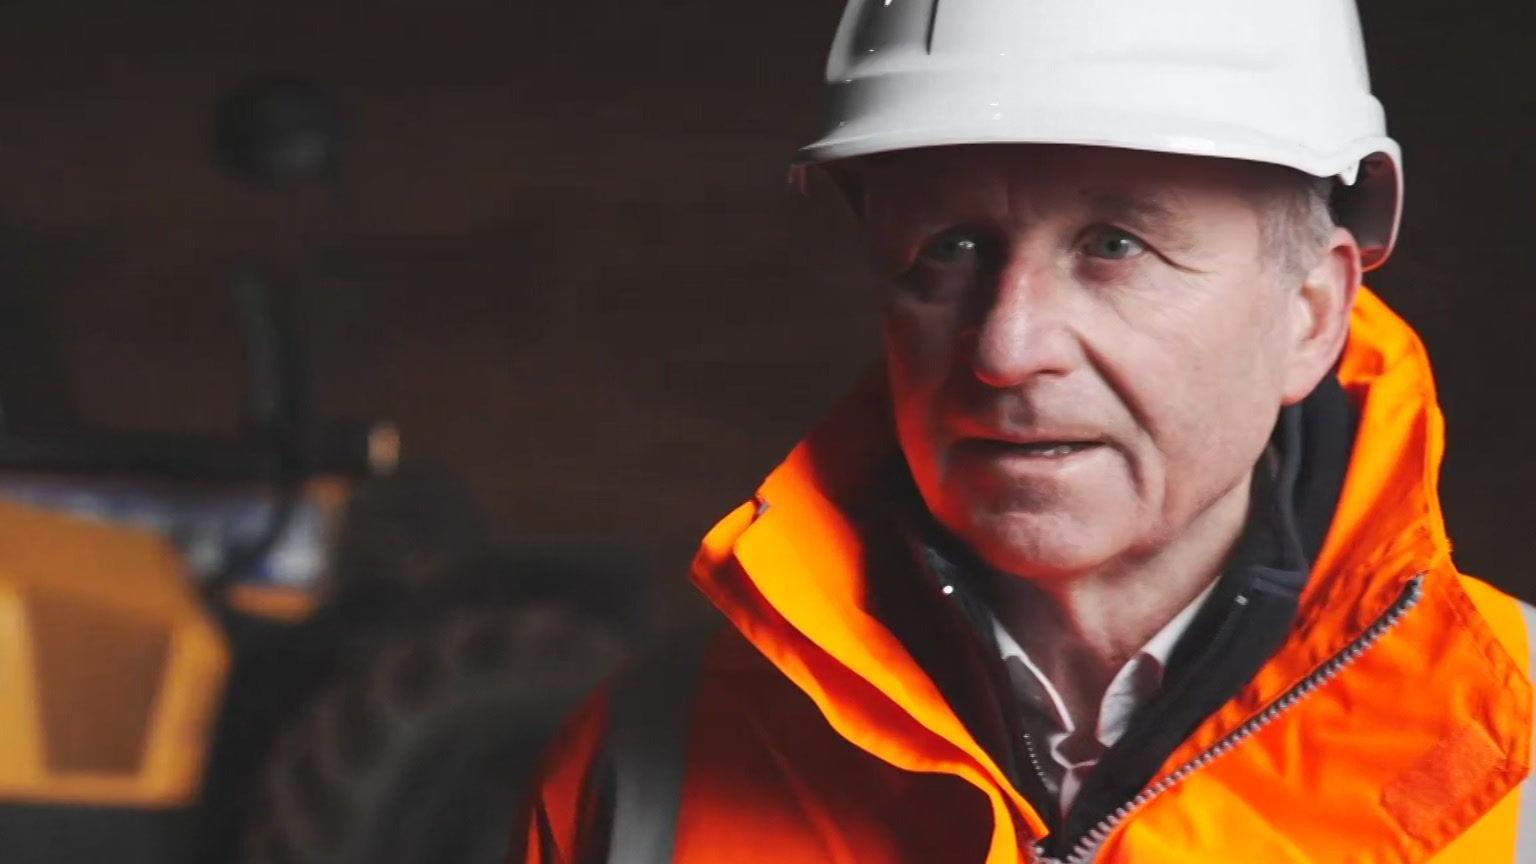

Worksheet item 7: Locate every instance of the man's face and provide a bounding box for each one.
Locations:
[862,145,1317,580]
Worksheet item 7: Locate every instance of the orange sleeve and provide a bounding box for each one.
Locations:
[510,683,613,864]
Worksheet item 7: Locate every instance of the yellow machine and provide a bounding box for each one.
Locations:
[0,501,227,812]
[0,498,226,860]
[0,470,630,864]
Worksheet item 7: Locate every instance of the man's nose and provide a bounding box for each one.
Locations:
[966,265,1077,388]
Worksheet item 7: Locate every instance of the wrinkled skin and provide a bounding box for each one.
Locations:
[858,145,1360,639]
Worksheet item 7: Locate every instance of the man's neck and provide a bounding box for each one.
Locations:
[987,475,1254,723]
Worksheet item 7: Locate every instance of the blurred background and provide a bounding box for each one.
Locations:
[0,1,1529,862]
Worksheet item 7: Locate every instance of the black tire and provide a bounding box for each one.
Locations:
[240,602,626,864]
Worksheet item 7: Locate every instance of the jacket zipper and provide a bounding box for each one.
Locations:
[1020,729,1051,794]
[1028,572,1426,864]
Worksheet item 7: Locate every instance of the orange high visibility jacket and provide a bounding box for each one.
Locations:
[518,288,1536,863]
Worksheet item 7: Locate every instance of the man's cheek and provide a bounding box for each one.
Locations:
[885,311,955,376]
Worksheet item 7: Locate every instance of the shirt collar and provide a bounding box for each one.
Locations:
[989,576,1219,747]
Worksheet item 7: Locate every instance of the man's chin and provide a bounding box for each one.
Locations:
[957,510,1118,580]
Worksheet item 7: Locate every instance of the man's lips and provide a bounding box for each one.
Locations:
[955,436,1106,459]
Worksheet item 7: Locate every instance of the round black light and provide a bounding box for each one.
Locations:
[213,77,343,187]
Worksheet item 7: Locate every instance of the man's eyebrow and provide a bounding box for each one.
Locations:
[1083,191,1197,239]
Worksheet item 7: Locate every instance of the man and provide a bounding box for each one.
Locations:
[517,0,1536,861]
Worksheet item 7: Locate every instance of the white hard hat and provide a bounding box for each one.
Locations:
[795,0,1404,270]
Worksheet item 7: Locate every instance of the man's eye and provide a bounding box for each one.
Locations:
[919,232,982,265]
[1082,228,1147,261]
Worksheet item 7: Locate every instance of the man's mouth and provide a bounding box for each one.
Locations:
[1010,441,1098,457]
[964,438,1103,459]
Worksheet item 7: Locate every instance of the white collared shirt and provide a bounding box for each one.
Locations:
[990,580,1219,816]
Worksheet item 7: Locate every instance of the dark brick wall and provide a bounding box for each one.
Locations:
[0,1,1530,599]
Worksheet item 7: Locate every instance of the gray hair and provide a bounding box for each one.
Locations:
[1265,172,1338,278]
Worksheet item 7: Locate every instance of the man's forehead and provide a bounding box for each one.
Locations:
[858,144,1266,224]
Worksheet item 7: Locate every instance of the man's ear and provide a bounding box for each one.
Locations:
[1281,226,1363,405]
[817,162,868,223]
